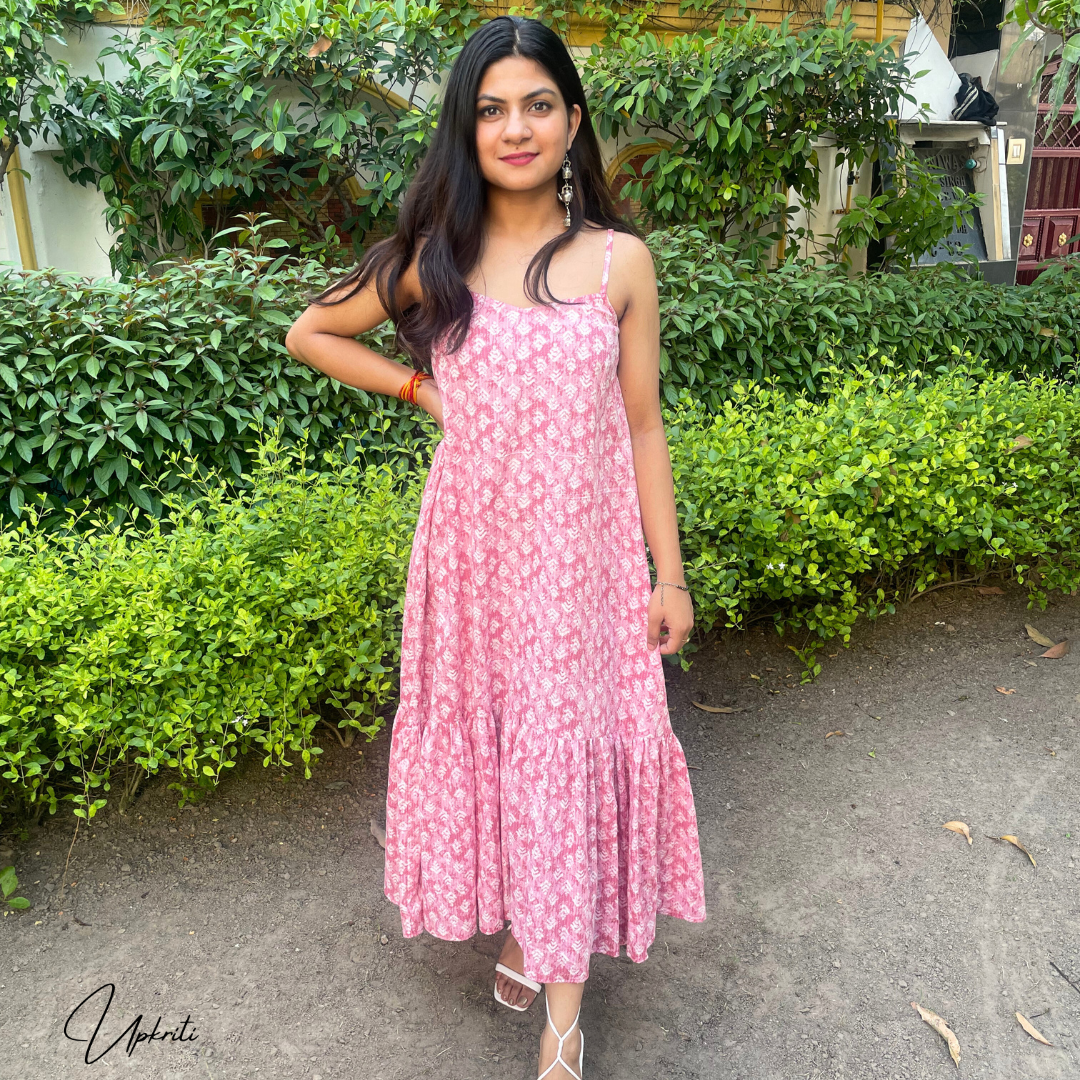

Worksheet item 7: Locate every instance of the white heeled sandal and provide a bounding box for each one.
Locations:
[537,993,584,1080]
[494,962,542,1011]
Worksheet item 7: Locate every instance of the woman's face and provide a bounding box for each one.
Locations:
[474,55,581,196]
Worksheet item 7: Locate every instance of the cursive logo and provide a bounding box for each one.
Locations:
[64,983,199,1063]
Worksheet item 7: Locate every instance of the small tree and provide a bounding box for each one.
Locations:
[582,0,918,259]
[218,0,450,260]
[0,0,121,196]
[48,0,456,275]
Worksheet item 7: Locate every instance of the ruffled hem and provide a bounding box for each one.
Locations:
[383,709,707,984]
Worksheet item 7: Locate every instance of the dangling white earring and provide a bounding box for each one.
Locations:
[558,153,573,228]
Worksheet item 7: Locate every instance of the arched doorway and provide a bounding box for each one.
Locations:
[605,142,671,226]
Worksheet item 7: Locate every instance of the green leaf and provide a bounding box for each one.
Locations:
[87,435,107,463]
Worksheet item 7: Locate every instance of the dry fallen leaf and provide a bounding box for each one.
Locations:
[307,34,333,57]
[989,833,1036,867]
[370,818,386,849]
[943,820,973,845]
[995,686,1017,695]
[1040,639,1070,659]
[1023,659,1038,667]
[1011,434,1034,450]
[1025,624,1056,648]
[825,730,846,739]
[1045,746,1057,757]
[691,701,748,714]
[911,1002,961,1066]
[1016,1012,1053,1046]
[976,585,1005,595]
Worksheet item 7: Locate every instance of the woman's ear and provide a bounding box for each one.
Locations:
[567,103,582,151]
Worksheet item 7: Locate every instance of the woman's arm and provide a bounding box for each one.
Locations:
[284,250,443,428]
[609,233,693,655]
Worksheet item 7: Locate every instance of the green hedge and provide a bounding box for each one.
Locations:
[0,429,418,829]
[672,361,1080,668]
[2,223,1078,532]
[0,237,435,532]
[4,363,1080,825]
[654,228,1080,408]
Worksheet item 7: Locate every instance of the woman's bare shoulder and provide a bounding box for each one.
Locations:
[607,229,656,318]
[610,229,653,269]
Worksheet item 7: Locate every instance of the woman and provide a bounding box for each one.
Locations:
[285,16,706,1079]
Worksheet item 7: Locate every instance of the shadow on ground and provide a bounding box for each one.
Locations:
[2,584,1078,1079]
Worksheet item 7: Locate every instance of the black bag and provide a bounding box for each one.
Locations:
[951,73,1000,125]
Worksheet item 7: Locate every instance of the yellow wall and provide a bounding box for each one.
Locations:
[98,0,915,49]
[565,1,912,48]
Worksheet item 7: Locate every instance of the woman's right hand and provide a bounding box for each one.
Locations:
[416,378,445,433]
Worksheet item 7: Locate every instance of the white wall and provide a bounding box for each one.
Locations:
[19,143,118,279]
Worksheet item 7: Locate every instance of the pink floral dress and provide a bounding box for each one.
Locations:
[383,228,706,984]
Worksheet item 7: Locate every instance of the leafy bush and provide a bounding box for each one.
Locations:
[0,427,419,830]
[5,362,1080,825]
[653,227,1080,408]
[583,2,913,250]
[0,218,437,530]
[5,219,1077,530]
[1,0,122,202]
[48,0,463,273]
[670,361,1080,671]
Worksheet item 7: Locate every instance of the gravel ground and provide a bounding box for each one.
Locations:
[1,583,1078,1080]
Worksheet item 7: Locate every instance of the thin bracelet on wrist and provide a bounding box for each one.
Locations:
[654,580,690,606]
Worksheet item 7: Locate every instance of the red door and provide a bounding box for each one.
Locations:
[1018,57,1080,283]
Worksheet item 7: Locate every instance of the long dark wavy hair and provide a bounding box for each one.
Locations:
[307,15,639,372]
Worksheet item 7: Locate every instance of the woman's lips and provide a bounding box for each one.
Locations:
[501,153,539,165]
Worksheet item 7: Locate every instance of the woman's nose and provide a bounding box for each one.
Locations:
[502,108,532,141]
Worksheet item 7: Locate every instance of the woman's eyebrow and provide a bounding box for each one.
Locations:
[476,88,556,104]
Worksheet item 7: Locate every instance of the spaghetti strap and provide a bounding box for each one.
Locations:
[600,228,614,297]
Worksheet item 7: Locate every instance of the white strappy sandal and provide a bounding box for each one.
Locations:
[537,993,584,1080]
[494,961,542,1011]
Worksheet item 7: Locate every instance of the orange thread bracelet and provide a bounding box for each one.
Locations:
[399,370,432,405]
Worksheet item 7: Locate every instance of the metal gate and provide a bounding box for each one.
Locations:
[1017,57,1080,284]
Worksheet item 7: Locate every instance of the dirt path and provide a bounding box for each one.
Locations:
[2,584,1078,1079]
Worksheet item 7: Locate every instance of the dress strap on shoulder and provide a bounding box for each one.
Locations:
[600,228,614,296]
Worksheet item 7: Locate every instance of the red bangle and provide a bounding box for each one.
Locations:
[399,371,432,405]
